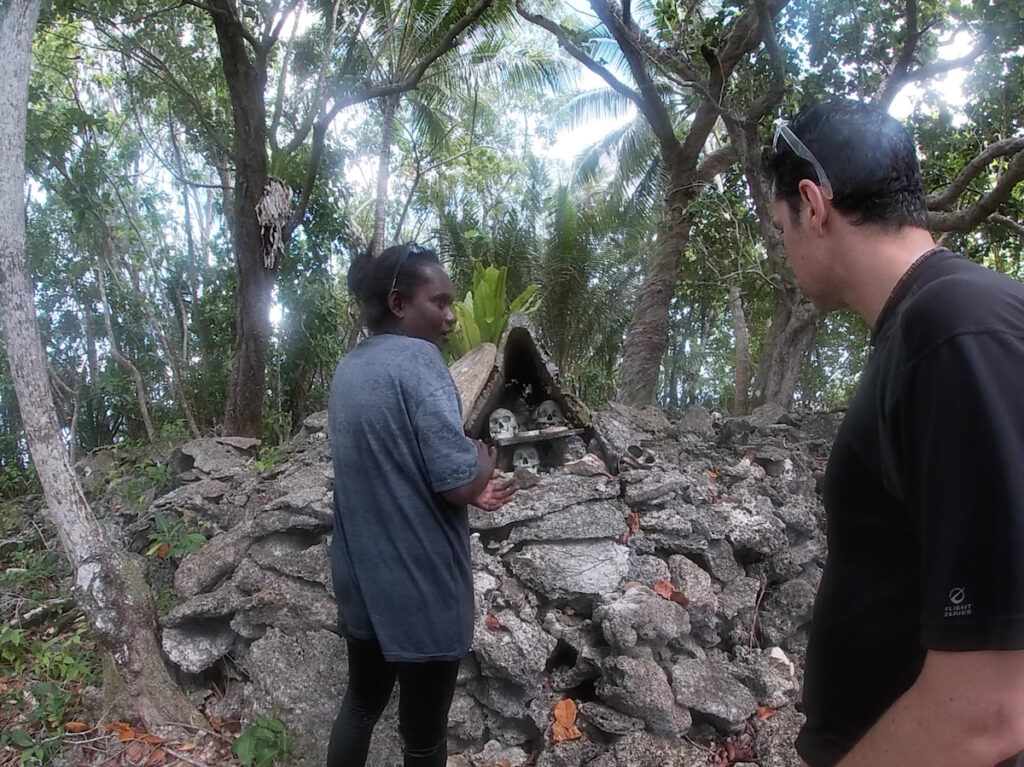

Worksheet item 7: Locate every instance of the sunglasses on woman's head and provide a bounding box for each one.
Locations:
[773,120,834,200]
[389,242,430,294]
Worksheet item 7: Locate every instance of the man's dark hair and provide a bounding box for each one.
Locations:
[347,243,441,332]
[762,99,930,230]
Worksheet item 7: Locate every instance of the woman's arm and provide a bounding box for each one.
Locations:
[441,441,497,506]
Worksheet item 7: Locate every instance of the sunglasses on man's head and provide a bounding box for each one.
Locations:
[773,120,834,200]
[389,242,430,294]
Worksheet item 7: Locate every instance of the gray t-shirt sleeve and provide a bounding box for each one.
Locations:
[412,383,480,493]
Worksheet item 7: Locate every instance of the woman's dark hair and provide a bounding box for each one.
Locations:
[762,99,930,230]
[346,243,442,332]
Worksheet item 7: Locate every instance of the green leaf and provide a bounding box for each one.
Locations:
[7,729,33,748]
[232,732,256,765]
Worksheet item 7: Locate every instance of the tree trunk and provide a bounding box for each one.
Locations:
[211,0,274,438]
[753,283,818,408]
[0,0,205,731]
[95,264,156,443]
[372,94,399,254]
[84,307,111,446]
[616,179,694,406]
[729,285,751,415]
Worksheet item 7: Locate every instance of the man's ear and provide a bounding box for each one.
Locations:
[797,178,830,235]
[387,290,406,319]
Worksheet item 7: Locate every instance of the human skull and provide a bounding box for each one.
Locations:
[489,408,519,440]
[513,445,540,472]
[534,400,565,428]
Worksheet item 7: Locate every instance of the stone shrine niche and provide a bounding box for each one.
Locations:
[449,313,593,473]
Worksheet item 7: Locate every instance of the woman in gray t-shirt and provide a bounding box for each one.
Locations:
[326,243,515,767]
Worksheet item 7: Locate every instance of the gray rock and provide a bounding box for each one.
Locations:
[622,470,690,509]
[173,438,259,476]
[626,553,671,585]
[161,586,251,627]
[667,555,719,646]
[722,496,788,557]
[508,500,626,545]
[232,563,337,634]
[535,733,605,767]
[611,731,711,767]
[261,487,332,520]
[563,435,588,461]
[243,628,401,767]
[273,464,332,496]
[595,655,691,736]
[754,706,806,767]
[734,646,800,709]
[465,740,529,767]
[676,405,714,437]
[509,541,629,602]
[702,538,743,583]
[174,517,261,598]
[249,534,331,586]
[578,701,645,735]
[717,577,760,621]
[592,586,690,653]
[301,410,328,434]
[470,474,619,530]
[473,609,557,684]
[152,479,231,510]
[758,577,818,648]
[161,621,236,673]
[671,657,758,730]
[448,687,486,746]
[591,412,640,471]
[748,403,786,429]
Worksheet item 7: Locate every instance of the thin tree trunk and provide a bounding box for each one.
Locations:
[0,0,205,731]
[210,0,274,438]
[616,179,694,406]
[95,265,156,442]
[753,285,818,408]
[83,308,110,446]
[729,285,751,415]
[372,94,399,255]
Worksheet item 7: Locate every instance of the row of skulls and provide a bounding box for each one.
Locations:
[488,400,565,440]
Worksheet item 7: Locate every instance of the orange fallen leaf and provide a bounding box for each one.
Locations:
[756,705,776,721]
[146,748,167,765]
[64,721,91,733]
[118,727,138,741]
[708,470,718,479]
[176,744,197,752]
[141,733,168,744]
[652,580,675,600]
[552,698,582,742]
[669,590,691,606]
[626,511,639,534]
[125,741,145,761]
[485,614,502,630]
[156,543,170,559]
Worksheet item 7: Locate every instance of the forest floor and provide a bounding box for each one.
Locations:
[0,471,271,767]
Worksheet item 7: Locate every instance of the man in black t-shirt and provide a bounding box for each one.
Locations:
[762,99,1024,766]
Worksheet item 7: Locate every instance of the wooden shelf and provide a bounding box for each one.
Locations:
[494,427,585,447]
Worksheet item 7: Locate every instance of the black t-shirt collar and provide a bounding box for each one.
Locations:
[870,246,949,346]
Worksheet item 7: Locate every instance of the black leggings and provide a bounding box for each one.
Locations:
[326,637,460,767]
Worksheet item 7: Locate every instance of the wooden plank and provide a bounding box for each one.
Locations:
[494,427,585,447]
[449,342,497,426]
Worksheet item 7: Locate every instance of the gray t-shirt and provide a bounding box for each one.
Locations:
[328,333,479,661]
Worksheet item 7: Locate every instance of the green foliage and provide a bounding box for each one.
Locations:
[231,717,292,767]
[0,507,99,767]
[254,444,287,475]
[448,262,540,359]
[146,511,207,559]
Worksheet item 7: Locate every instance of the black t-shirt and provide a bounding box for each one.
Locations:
[797,249,1024,766]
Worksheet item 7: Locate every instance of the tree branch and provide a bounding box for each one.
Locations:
[928,148,1024,233]
[926,137,1024,210]
[515,0,644,112]
[324,0,494,123]
[695,145,738,183]
[987,213,1024,239]
[588,0,683,158]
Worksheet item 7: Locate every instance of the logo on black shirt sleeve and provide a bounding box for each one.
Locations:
[944,587,973,618]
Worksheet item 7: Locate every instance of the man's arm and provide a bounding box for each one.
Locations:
[838,649,1024,766]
